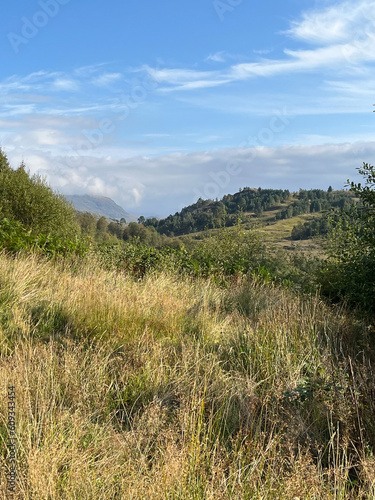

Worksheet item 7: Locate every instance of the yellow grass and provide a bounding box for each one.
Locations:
[0,251,374,498]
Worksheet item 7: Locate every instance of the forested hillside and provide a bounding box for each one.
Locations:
[143,186,354,236]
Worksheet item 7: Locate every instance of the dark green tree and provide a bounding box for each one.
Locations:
[76,213,97,237]
[108,221,124,239]
[96,216,108,233]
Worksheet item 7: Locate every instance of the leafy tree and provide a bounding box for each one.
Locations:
[96,216,108,233]
[0,148,10,172]
[123,222,148,242]
[75,213,97,237]
[320,163,375,312]
[108,221,124,239]
[0,150,78,238]
[0,218,86,256]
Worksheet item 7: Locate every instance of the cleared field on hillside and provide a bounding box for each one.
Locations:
[179,211,326,257]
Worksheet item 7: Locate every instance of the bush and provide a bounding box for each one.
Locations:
[0,218,87,257]
[0,150,79,239]
[319,163,375,313]
[189,225,265,278]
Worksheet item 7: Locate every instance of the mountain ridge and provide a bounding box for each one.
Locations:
[65,194,139,222]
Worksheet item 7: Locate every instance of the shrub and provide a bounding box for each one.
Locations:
[0,149,79,239]
[319,163,375,313]
[0,218,87,257]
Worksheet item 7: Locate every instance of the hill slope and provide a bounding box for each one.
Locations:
[143,187,354,237]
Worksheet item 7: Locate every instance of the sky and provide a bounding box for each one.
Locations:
[1,0,375,216]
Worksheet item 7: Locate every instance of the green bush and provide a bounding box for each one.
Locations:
[95,225,268,282]
[319,163,375,313]
[0,149,79,239]
[0,218,87,257]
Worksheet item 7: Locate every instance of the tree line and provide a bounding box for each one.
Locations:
[143,186,354,236]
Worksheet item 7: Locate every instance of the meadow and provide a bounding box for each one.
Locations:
[0,250,374,499]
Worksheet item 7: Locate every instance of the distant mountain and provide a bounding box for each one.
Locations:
[65,195,139,222]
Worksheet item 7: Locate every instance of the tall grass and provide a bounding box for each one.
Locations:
[0,251,374,498]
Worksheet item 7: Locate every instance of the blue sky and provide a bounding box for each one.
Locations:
[1,0,375,215]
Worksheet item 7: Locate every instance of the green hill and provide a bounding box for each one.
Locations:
[143,187,354,237]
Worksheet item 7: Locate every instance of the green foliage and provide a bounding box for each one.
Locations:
[123,222,164,246]
[261,249,321,292]
[75,212,97,237]
[95,223,322,297]
[0,150,79,239]
[319,163,375,313]
[96,216,108,233]
[291,215,333,240]
[277,189,353,221]
[0,218,87,257]
[107,221,124,239]
[95,241,181,277]
[189,224,265,278]
[349,162,375,208]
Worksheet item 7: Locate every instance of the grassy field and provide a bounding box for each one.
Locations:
[0,251,374,498]
[179,211,326,258]
[260,214,317,240]
[259,214,326,256]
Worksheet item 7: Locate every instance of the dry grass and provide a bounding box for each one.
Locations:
[0,251,374,498]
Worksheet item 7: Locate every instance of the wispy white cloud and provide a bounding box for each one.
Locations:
[12,128,70,147]
[195,135,221,144]
[53,78,79,92]
[325,77,375,97]
[147,34,375,91]
[139,1,375,92]
[206,51,227,63]
[285,0,375,45]
[159,79,232,92]
[0,67,125,102]
[92,73,122,87]
[253,49,273,55]
[73,63,109,77]
[140,66,219,85]
[0,104,36,117]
